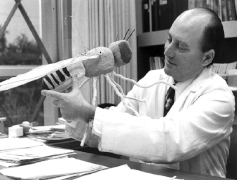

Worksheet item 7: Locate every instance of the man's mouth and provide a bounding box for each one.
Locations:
[165,58,175,66]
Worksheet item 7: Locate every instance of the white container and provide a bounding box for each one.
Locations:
[8,125,23,138]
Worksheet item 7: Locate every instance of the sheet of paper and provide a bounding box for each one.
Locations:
[0,157,107,180]
[74,165,179,180]
[0,145,75,165]
[29,125,65,132]
[0,138,44,152]
[130,169,180,180]
[0,160,18,167]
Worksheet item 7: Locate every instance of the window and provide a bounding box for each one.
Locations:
[0,0,41,66]
[0,0,43,132]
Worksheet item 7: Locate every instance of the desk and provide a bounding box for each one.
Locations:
[0,150,233,180]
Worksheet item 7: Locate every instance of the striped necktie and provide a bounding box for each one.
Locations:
[164,85,176,116]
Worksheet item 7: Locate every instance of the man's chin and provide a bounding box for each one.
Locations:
[164,66,172,76]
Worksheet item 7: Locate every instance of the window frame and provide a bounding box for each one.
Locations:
[41,0,72,125]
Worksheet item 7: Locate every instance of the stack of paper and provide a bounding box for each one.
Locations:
[47,164,182,180]
[0,138,44,152]
[76,164,178,180]
[0,138,182,180]
[26,125,69,141]
[0,145,75,165]
[0,138,76,167]
[28,124,65,134]
[0,157,107,180]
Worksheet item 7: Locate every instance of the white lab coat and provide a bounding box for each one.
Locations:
[93,68,235,178]
[66,68,235,178]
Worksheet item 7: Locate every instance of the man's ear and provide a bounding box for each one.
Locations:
[202,49,215,67]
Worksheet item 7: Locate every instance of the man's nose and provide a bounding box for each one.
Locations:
[164,42,175,58]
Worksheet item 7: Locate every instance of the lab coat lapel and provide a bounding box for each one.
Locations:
[167,68,211,116]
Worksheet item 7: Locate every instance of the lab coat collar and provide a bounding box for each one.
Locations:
[161,67,211,95]
[175,79,194,100]
[166,67,211,116]
[188,67,212,93]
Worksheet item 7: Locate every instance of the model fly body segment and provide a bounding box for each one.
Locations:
[42,40,132,92]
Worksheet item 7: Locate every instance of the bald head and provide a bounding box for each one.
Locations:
[163,8,224,81]
[173,8,224,65]
[178,8,212,25]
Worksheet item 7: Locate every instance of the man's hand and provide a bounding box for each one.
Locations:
[41,75,96,123]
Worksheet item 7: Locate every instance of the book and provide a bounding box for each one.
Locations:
[175,0,189,18]
[218,0,223,20]
[142,0,150,32]
[227,0,237,20]
[158,0,180,30]
[158,0,170,30]
[206,0,211,9]
[149,56,155,70]
[211,0,219,15]
[152,0,160,31]
[151,0,188,31]
[154,56,164,69]
[149,56,165,70]
[222,0,229,21]
[195,0,204,7]
[235,0,237,17]
[169,0,176,24]
[149,0,153,31]
[188,0,195,9]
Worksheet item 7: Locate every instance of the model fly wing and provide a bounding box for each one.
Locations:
[0,55,90,92]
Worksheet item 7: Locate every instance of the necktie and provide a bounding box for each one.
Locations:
[164,86,176,116]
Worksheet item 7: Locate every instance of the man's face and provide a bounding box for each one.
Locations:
[164,13,208,82]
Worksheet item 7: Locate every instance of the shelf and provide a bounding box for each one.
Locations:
[137,29,168,47]
[138,21,237,47]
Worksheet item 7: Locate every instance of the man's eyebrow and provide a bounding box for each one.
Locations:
[179,41,189,47]
[167,32,189,47]
[176,37,189,46]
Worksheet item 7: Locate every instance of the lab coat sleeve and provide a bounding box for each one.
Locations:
[64,80,143,147]
[65,119,99,148]
[94,85,235,163]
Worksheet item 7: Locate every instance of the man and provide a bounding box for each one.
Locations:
[41,8,235,178]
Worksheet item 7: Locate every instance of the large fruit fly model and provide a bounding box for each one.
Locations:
[0,32,176,145]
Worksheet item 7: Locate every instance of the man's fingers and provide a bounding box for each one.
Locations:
[41,89,63,99]
[71,74,80,92]
[53,99,60,107]
[54,79,72,92]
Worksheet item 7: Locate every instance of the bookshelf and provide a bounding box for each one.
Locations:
[136,0,237,80]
